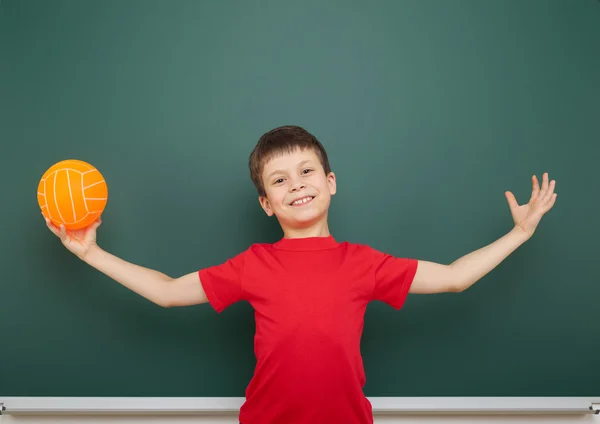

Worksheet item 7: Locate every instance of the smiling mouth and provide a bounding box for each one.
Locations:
[290,196,314,207]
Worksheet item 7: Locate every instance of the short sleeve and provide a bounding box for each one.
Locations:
[198,249,247,313]
[369,247,418,310]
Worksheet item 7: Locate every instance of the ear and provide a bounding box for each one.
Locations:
[327,172,337,196]
[258,195,274,217]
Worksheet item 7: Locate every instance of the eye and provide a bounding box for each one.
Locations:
[273,178,284,185]
[302,168,312,174]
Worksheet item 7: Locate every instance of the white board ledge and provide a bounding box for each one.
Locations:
[1,397,599,416]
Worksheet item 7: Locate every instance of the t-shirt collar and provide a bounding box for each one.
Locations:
[273,235,340,251]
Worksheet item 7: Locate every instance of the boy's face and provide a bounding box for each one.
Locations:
[259,148,336,232]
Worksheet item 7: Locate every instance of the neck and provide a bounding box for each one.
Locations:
[281,219,331,239]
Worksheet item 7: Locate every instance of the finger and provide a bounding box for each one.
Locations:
[543,179,556,203]
[59,224,67,241]
[531,175,540,200]
[44,217,60,236]
[540,172,549,194]
[505,191,519,210]
[545,193,557,211]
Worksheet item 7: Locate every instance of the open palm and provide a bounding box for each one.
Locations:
[505,172,557,238]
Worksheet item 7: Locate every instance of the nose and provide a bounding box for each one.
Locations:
[289,179,307,192]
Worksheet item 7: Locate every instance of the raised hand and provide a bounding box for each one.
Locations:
[44,216,102,260]
[505,172,557,238]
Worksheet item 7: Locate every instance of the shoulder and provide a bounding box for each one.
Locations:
[338,240,379,253]
[245,241,275,254]
[234,241,280,261]
[335,240,386,261]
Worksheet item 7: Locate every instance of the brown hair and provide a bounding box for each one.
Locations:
[248,125,332,197]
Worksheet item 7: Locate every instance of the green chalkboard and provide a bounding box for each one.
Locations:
[1,0,598,397]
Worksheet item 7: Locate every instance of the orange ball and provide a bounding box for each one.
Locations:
[37,159,108,230]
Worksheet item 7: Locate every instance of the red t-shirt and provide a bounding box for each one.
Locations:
[198,235,418,424]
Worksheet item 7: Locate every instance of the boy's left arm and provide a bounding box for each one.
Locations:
[410,172,557,294]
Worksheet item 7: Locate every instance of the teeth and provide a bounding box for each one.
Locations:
[292,196,312,206]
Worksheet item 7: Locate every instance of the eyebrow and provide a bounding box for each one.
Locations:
[267,160,313,180]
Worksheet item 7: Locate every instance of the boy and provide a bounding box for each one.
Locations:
[44,125,557,424]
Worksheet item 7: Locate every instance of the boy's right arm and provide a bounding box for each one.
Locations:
[84,247,208,307]
[44,217,208,308]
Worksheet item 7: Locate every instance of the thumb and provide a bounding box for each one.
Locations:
[85,218,102,238]
[81,217,102,240]
[91,217,102,230]
[505,191,518,210]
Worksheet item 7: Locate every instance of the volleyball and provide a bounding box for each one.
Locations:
[38,159,108,230]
